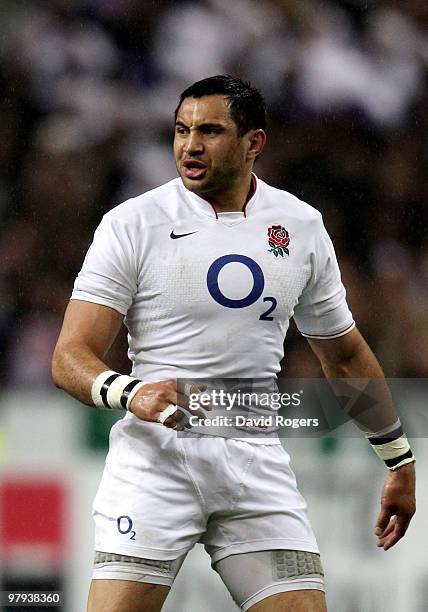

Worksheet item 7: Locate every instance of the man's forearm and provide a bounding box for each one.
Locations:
[52,342,111,406]
[318,337,399,434]
[310,329,415,477]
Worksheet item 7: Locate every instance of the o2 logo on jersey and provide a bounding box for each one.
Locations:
[207,254,277,320]
[117,515,136,540]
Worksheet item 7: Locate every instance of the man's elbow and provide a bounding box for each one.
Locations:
[51,344,67,389]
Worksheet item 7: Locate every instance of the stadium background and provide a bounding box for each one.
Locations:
[0,0,427,610]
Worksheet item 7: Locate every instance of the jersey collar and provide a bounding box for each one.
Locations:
[180,173,260,221]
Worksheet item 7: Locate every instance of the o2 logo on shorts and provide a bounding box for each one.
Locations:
[117,515,136,540]
[207,254,277,320]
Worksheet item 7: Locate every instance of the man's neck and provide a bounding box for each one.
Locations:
[196,174,254,214]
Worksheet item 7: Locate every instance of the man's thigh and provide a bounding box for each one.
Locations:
[87,579,170,612]
[247,590,327,612]
[88,551,186,612]
[214,550,325,611]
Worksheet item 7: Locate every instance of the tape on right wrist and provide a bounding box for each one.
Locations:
[91,370,145,411]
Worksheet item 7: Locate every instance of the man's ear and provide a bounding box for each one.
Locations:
[247,129,266,160]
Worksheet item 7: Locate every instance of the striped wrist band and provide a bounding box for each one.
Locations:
[367,420,415,471]
[91,370,145,411]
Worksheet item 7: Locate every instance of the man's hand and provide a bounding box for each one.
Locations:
[128,380,207,428]
[374,462,416,550]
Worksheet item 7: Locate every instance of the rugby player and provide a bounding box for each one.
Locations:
[52,76,416,612]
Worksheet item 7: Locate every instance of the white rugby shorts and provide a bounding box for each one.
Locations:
[93,414,319,565]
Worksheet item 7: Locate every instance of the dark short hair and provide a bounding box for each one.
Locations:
[175,75,267,137]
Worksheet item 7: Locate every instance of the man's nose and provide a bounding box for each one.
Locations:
[184,131,203,155]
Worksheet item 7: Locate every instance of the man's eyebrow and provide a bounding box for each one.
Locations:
[199,122,226,130]
[175,120,226,129]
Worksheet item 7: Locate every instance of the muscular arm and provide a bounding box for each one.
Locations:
[308,329,383,378]
[309,327,381,378]
[52,300,124,405]
[308,327,416,550]
[52,299,191,427]
[308,327,397,432]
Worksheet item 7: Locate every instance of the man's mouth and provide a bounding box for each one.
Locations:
[182,159,207,180]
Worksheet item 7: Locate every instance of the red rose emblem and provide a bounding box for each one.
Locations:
[268,225,290,248]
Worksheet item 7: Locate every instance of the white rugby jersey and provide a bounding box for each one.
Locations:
[72,175,354,383]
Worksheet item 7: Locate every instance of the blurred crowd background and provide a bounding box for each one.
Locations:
[0,0,427,388]
[0,3,427,610]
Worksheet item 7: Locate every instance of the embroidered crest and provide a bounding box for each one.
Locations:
[268,225,290,257]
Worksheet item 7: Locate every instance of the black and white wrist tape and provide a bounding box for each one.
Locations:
[91,370,145,411]
[367,420,415,471]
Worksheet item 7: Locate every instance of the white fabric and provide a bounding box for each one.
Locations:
[92,552,186,586]
[158,404,177,424]
[76,177,343,583]
[214,549,324,610]
[184,383,193,396]
[371,437,410,461]
[364,418,401,437]
[91,370,118,409]
[91,370,145,410]
[92,563,173,586]
[107,375,142,411]
[125,380,146,410]
[389,456,416,471]
[93,429,319,562]
[389,456,415,471]
[241,578,325,611]
[72,175,354,442]
[291,217,354,339]
[92,549,324,605]
[72,174,353,383]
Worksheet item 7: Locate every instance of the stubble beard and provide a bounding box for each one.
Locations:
[188,160,245,198]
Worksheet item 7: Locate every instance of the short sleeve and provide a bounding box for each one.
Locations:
[293,217,355,339]
[71,214,137,315]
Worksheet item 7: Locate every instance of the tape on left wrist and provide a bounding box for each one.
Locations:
[367,420,415,471]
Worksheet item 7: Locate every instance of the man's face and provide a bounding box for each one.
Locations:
[174,95,250,195]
